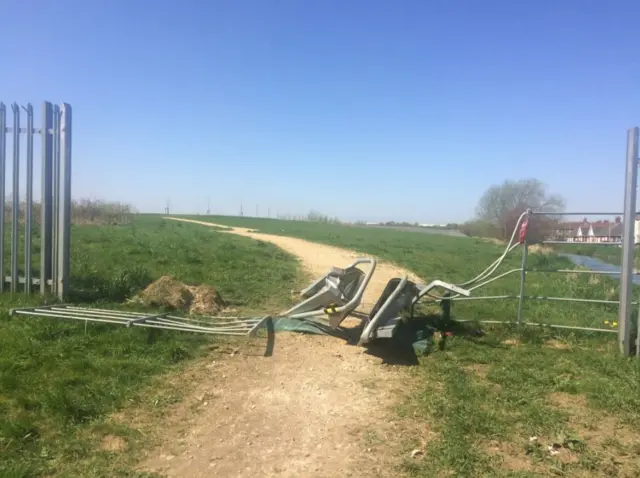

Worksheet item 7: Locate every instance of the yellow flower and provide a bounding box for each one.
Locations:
[613,321,618,327]
[604,320,610,324]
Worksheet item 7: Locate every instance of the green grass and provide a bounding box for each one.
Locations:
[0,216,301,477]
[400,327,640,477]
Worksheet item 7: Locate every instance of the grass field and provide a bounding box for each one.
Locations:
[2,214,640,477]
[0,216,301,477]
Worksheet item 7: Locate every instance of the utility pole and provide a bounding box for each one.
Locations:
[240,201,243,217]
[206,196,210,215]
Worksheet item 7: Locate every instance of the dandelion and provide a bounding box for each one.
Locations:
[613,321,618,327]
[604,320,610,325]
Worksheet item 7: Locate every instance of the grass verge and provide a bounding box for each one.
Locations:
[400,326,640,477]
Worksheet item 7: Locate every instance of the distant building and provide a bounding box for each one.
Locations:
[550,216,640,244]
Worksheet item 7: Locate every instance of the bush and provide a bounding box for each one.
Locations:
[3,197,136,226]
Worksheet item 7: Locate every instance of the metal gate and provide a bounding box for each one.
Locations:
[0,101,72,297]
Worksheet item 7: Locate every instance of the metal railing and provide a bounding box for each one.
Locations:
[0,101,72,298]
[441,127,640,357]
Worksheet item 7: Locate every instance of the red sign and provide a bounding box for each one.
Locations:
[519,217,529,244]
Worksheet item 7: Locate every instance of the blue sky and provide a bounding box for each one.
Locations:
[1,0,639,223]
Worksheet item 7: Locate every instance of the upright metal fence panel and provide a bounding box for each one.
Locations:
[440,127,639,357]
[618,127,639,356]
[0,100,72,298]
[51,105,60,296]
[0,104,5,294]
[25,104,34,294]
[41,102,53,294]
[11,104,19,292]
[58,104,72,296]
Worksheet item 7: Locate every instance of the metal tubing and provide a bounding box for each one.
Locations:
[450,295,519,301]
[456,319,618,334]
[12,310,131,325]
[133,322,247,335]
[618,127,639,356]
[532,212,623,216]
[517,238,529,326]
[164,316,261,325]
[51,105,60,296]
[24,104,33,295]
[450,295,620,305]
[248,316,271,337]
[57,104,72,299]
[541,240,624,247]
[48,307,157,321]
[358,275,409,346]
[284,257,377,318]
[40,102,53,294]
[528,269,639,276]
[63,305,149,316]
[468,268,521,292]
[150,318,256,332]
[526,296,620,305]
[0,103,5,293]
[10,103,19,293]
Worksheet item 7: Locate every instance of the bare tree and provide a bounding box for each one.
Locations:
[476,178,565,241]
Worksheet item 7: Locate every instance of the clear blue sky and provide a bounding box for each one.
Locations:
[2,0,639,223]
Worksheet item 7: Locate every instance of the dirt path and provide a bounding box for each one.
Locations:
[138,217,426,477]
[164,217,422,311]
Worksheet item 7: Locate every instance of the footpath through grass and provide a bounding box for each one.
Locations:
[180,214,640,477]
[0,216,300,477]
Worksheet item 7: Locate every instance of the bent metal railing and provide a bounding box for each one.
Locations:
[442,127,640,357]
[442,208,640,355]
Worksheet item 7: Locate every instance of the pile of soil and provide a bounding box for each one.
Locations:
[134,276,226,315]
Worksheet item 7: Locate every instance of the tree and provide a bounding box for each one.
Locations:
[475,178,565,241]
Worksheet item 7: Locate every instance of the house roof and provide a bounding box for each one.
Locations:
[592,223,624,236]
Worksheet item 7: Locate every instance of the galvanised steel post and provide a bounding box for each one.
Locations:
[40,102,53,294]
[618,127,639,356]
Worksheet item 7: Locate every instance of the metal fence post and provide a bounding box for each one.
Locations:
[636,298,640,357]
[516,241,529,326]
[618,127,639,356]
[40,102,53,294]
[516,214,530,326]
[57,104,72,299]
[0,103,5,293]
[10,104,19,293]
[51,105,60,296]
[25,104,34,294]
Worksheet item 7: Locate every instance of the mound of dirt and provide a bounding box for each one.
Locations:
[187,284,227,315]
[135,276,226,315]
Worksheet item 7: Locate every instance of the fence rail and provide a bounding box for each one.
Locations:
[441,127,640,357]
[0,101,72,298]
